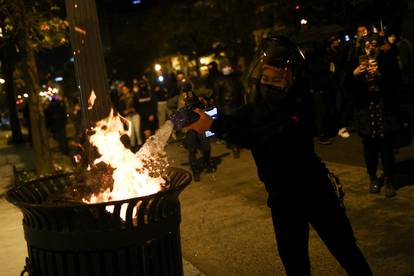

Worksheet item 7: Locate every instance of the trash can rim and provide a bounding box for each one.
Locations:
[6,166,192,209]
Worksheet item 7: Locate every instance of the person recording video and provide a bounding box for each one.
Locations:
[352,33,402,197]
[184,35,372,275]
[176,76,215,182]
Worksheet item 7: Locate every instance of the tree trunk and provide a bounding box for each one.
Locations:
[1,49,24,143]
[25,48,54,175]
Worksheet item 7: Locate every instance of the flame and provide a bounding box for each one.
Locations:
[83,110,173,221]
[87,90,96,110]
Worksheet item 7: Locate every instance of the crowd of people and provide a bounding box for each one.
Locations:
[25,22,412,275]
[39,23,411,192]
[105,60,245,181]
[306,23,410,197]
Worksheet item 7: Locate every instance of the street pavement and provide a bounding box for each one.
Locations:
[174,136,414,276]
[1,129,414,275]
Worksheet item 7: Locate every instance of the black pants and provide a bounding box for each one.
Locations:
[52,126,69,154]
[269,174,372,275]
[361,135,395,177]
[184,130,211,173]
[311,89,338,138]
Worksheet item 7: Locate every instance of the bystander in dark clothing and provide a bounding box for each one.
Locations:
[206,61,222,91]
[22,102,32,144]
[153,83,169,128]
[185,36,372,275]
[45,98,69,155]
[70,98,82,141]
[136,79,158,140]
[351,34,401,197]
[178,79,214,182]
[308,36,346,144]
[213,60,244,157]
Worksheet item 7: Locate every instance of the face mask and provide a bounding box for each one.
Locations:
[259,84,289,108]
[222,67,232,75]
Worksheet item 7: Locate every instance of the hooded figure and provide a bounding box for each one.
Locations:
[184,35,372,275]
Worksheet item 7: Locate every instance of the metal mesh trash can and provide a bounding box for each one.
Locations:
[6,167,191,276]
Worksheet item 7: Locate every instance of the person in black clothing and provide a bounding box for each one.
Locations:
[135,78,158,141]
[153,83,169,128]
[45,97,70,155]
[206,61,222,91]
[213,60,244,158]
[177,78,214,182]
[184,35,372,275]
[351,33,401,197]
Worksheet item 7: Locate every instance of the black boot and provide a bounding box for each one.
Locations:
[369,175,380,193]
[384,176,396,198]
[204,160,216,173]
[232,147,240,159]
[192,171,201,182]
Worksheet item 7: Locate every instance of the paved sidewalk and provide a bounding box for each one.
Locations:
[0,130,204,276]
[1,129,414,275]
[172,139,414,275]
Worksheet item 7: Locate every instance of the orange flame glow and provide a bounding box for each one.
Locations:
[83,110,169,220]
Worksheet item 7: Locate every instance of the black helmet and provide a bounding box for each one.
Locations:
[245,35,305,87]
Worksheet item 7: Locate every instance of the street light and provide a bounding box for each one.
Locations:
[300,18,308,25]
[154,64,162,71]
[0,78,5,84]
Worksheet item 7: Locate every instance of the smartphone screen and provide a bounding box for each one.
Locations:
[204,107,218,137]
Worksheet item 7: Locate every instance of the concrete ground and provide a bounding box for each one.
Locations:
[173,136,414,276]
[0,130,204,276]
[1,129,414,275]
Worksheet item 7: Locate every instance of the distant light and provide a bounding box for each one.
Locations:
[154,64,162,71]
[0,78,5,84]
[295,4,300,10]
[17,95,22,99]
[54,77,63,82]
[158,76,164,82]
[344,35,350,42]
[300,18,308,25]
[69,57,75,62]
[132,0,141,4]
[23,93,29,98]
[0,27,3,38]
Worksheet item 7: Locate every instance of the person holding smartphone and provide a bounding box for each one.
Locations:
[352,34,401,197]
[184,35,372,275]
[177,77,215,182]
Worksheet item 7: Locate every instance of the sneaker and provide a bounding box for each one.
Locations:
[232,148,240,159]
[338,127,350,138]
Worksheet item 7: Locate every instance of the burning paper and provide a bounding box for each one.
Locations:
[83,110,174,220]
